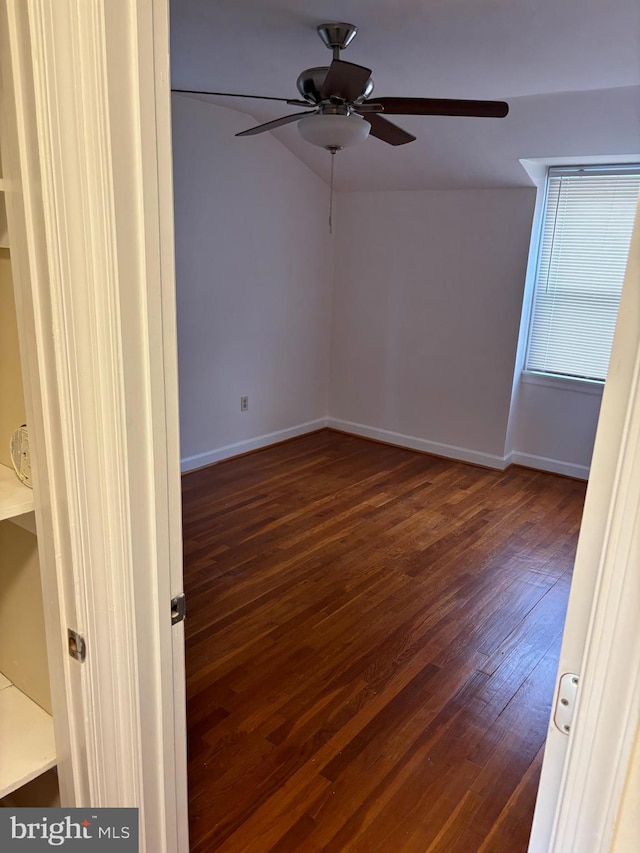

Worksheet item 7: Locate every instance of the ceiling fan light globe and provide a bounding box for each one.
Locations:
[297,113,370,150]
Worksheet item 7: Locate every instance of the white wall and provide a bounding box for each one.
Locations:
[509,379,603,479]
[172,102,611,477]
[172,95,333,470]
[328,189,536,466]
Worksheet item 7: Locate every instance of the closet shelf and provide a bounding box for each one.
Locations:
[0,672,56,798]
[0,463,34,521]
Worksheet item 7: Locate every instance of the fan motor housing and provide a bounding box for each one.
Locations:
[296,66,374,104]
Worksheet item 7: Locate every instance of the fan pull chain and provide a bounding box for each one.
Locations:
[329,147,337,234]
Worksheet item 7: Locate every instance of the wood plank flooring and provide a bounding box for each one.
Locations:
[182,430,586,852]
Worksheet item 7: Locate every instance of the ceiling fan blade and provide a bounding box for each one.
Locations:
[235,111,315,137]
[360,113,416,146]
[171,89,313,107]
[372,97,509,118]
[355,103,384,113]
[320,59,372,102]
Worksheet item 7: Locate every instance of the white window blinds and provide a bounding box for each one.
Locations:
[525,165,640,381]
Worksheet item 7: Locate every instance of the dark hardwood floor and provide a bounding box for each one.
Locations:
[182,429,586,852]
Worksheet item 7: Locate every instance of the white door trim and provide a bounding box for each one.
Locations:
[530,202,640,851]
[0,0,83,805]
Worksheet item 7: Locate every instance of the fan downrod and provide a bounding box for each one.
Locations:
[317,22,358,60]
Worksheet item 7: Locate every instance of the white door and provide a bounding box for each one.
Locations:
[529,200,640,851]
[0,1,189,850]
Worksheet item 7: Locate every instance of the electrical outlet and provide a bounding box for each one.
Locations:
[240,396,248,412]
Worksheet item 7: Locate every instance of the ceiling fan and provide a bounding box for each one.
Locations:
[173,22,509,152]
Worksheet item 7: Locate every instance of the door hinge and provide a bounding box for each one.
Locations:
[171,593,186,625]
[68,628,86,662]
[554,672,579,734]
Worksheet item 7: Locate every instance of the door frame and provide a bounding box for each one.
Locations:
[529,200,640,851]
[0,1,187,849]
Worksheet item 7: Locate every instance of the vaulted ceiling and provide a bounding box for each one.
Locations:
[170,0,640,190]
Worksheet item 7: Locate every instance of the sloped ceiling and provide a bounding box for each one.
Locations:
[170,0,640,189]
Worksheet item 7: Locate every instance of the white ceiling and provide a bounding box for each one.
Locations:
[170,0,640,190]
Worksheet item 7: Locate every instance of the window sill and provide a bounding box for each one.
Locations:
[521,371,605,396]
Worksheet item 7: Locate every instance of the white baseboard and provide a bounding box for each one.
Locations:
[181,417,591,481]
[327,418,508,470]
[180,418,328,473]
[507,451,589,481]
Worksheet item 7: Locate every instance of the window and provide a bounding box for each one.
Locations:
[525,165,640,382]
